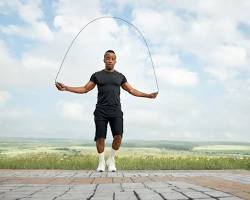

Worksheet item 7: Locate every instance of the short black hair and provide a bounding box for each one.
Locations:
[105,50,115,54]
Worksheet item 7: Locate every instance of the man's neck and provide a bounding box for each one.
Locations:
[104,68,115,72]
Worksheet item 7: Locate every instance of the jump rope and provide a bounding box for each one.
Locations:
[54,16,159,93]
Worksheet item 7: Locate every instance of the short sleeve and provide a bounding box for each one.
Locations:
[90,73,97,84]
[121,74,127,85]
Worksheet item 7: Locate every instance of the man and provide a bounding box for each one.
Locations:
[55,50,158,172]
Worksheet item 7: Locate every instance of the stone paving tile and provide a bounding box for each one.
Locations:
[115,191,137,200]
[0,170,248,200]
[204,190,233,198]
[161,191,189,200]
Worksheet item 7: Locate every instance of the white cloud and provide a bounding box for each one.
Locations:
[132,9,186,44]
[0,91,10,105]
[22,53,57,70]
[211,45,247,68]
[0,109,32,119]
[205,67,239,81]
[0,40,24,88]
[0,22,54,41]
[53,0,101,33]
[1,0,250,142]
[157,67,199,87]
[18,0,43,24]
[0,0,53,41]
[204,45,248,81]
[57,101,89,121]
[0,0,21,14]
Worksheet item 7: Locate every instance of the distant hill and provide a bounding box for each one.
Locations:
[1,137,249,152]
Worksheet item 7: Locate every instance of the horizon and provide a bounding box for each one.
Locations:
[1,136,250,145]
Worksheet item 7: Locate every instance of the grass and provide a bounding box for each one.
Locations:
[0,138,249,170]
[193,145,250,153]
[0,150,249,170]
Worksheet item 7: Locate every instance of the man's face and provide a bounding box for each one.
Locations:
[104,52,116,70]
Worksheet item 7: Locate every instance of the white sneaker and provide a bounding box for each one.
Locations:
[96,161,105,172]
[106,158,116,172]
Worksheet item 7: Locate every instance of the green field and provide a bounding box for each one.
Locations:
[0,137,249,170]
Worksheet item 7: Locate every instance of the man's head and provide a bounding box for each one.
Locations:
[104,50,116,71]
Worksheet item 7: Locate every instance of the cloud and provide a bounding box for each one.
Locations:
[0,91,10,105]
[152,52,199,87]
[1,0,250,142]
[204,45,248,81]
[0,40,23,88]
[53,0,102,33]
[0,0,53,41]
[210,45,247,68]
[1,22,54,41]
[57,100,90,122]
[157,67,199,87]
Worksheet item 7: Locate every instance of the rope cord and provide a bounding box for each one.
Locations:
[55,16,159,92]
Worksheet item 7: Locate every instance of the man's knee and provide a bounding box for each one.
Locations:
[96,138,105,144]
[113,135,122,145]
[96,138,105,141]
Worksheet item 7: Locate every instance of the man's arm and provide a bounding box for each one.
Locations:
[55,81,96,94]
[121,82,158,99]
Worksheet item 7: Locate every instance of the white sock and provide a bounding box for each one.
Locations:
[98,152,105,163]
[109,148,117,161]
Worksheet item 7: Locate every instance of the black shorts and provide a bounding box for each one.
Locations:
[94,115,123,141]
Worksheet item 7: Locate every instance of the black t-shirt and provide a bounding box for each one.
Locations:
[90,69,127,117]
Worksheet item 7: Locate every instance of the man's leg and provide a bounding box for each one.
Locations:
[106,135,122,172]
[112,135,122,150]
[94,116,108,172]
[107,116,123,172]
[95,138,106,172]
[96,138,105,153]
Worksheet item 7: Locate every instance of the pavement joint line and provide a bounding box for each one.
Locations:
[133,190,141,200]
[120,182,125,192]
[189,187,220,200]
[86,183,98,200]
[54,171,63,178]
[147,175,156,182]
[191,186,231,199]
[52,185,72,200]
[90,177,95,184]
[171,188,194,200]
[168,183,193,200]
[141,182,166,200]
[68,171,78,185]
[0,184,24,196]
[88,171,94,178]
[131,177,135,183]
[15,185,51,200]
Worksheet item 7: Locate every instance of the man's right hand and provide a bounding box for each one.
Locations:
[147,92,158,99]
[55,82,67,91]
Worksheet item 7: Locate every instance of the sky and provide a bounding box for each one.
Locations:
[0,0,250,142]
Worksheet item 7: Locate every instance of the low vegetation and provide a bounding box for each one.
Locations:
[0,137,249,170]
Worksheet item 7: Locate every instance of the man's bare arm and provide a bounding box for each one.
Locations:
[55,81,96,94]
[121,82,158,99]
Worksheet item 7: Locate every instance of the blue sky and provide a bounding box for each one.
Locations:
[0,0,250,142]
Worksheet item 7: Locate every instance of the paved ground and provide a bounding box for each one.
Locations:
[0,170,249,200]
